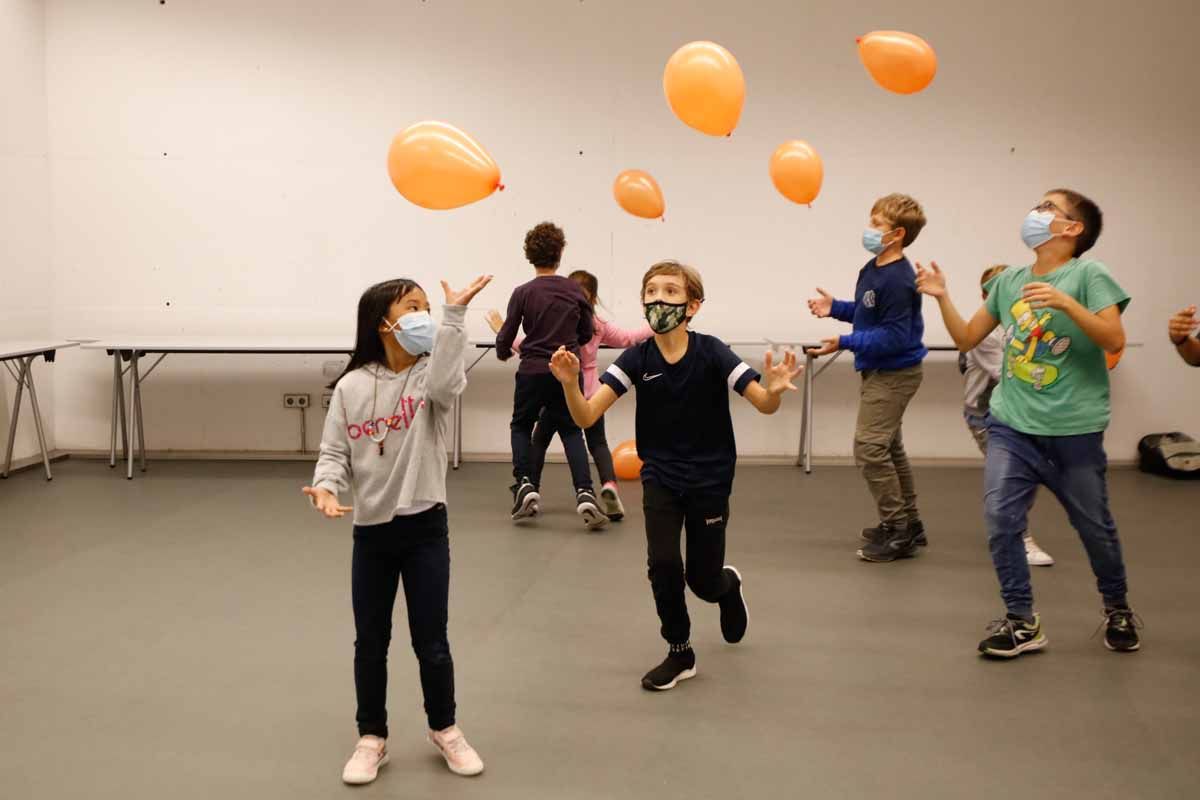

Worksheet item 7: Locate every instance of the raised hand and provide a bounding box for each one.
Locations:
[763,349,803,394]
[1169,305,1199,344]
[805,337,840,357]
[302,486,353,519]
[807,288,834,318]
[485,309,504,334]
[915,261,947,298]
[441,274,494,307]
[1022,282,1070,311]
[549,346,581,384]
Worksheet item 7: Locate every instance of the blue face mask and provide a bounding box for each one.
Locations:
[862,228,893,256]
[384,311,434,356]
[1020,210,1057,250]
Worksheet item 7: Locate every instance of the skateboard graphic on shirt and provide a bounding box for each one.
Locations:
[1004,299,1071,391]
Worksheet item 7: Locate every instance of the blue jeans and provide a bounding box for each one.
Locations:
[983,418,1129,617]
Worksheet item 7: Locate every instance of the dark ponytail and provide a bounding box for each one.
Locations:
[568,269,599,308]
[330,278,423,388]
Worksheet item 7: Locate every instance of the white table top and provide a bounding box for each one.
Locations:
[0,341,80,360]
[80,338,354,353]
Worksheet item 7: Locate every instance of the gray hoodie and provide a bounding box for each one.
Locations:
[312,304,467,526]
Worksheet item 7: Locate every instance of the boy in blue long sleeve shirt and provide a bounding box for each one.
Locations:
[808,193,929,562]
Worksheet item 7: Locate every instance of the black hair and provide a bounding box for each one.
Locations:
[330,278,423,388]
[1049,188,1103,256]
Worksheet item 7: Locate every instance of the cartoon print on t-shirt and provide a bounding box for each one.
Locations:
[1004,298,1071,391]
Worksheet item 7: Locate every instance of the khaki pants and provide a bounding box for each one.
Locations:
[854,365,923,524]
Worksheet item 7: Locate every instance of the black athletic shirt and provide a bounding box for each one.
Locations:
[599,331,760,495]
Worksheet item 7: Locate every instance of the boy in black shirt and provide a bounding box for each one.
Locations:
[496,222,605,529]
[549,260,802,690]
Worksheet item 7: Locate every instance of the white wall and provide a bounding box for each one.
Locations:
[41,0,1200,460]
[1,0,54,463]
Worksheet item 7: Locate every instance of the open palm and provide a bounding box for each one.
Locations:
[763,349,802,394]
[442,274,494,307]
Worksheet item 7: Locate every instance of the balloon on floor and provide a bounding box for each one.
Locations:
[663,41,745,137]
[856,31,937,95]
[613,440,643,481]
[769,140,824,206]
[613,170,665,220]
[387,121,503,210]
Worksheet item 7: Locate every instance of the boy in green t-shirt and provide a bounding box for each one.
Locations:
[916,189,1140,658]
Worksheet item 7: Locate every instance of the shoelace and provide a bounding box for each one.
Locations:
[440,734,469,755]
[985,617,1015,638]
[1092,608,1144,639]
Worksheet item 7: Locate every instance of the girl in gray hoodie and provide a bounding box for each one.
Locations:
[304,274,491,786]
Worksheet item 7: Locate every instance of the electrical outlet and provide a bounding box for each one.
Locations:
[283,393,310,409]
[321,391,333,410]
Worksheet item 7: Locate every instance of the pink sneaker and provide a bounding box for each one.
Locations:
[428,725,485,776]
[342,735,388,785]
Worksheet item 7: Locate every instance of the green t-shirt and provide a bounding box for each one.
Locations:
[983,258,1130,436]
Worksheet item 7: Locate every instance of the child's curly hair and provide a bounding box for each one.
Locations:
[524,222,566,268]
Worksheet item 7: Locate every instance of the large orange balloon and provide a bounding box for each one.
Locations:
[613,170,665,219]
[612,440,643,481]
[663,41,745,137]
[857,31,937,95]
[386,121,502,210]
[1106,348,1124,370]
[769,141,824,206]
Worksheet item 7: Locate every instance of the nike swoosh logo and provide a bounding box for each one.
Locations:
[643,373,663,381]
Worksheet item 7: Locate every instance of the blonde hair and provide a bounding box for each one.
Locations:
[871,193,927,246]
[640,260,705,303]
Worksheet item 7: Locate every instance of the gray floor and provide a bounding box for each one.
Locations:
[1,459,1198,800]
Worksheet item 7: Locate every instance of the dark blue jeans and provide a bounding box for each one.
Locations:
[352,505,455,736]
[983,419,1129,617]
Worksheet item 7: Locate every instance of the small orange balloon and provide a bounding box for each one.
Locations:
[612,440,643,481]
[769,140,824,206]
[386,121,502,210]
[613,170,665,219]
[1106,348,1124,370]
[857,31,937,95]
[663,41,745,137]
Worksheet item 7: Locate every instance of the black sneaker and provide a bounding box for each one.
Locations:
[575,489,608,530]
[862,518,926,547]
[1100,607,1142,652]
[640,648,697,691]
[978,613,1048,658]
[857,522,918,562]
[718,566,748,644]
[510,479,540,521]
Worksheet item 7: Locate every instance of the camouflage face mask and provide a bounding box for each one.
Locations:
[644,301,689,334]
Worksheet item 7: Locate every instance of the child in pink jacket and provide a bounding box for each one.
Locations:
[489,270,651,520]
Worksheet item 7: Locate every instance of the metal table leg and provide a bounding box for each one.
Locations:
[126,351,140,479]
[23,356,53,480]
[2,358,28,478]
[798,352,814,472]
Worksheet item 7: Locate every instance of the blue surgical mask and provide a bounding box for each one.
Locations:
[384,311,434,356]
[862,228,891,255]
[1020,210,1057,250]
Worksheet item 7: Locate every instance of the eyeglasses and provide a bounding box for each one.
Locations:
[1032,200,1077,222]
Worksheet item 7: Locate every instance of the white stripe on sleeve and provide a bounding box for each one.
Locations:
[726,362,751,390]
[606,364,633,391]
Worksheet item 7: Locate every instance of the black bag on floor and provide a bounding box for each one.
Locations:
[1137,432,1200,479]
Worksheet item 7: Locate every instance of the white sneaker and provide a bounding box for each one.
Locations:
[1025,536,1054,567]
[599,481,625,521]
[342,735,388,785]
[428,725,485,776]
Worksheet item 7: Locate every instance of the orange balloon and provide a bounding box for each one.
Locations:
[663,41,745,137]
[612,439,643,481]
[1106,348,1124,370]
[613,170,665,219]
[386,121,502,210]
[857,31,937,95]
[769,140,824,206]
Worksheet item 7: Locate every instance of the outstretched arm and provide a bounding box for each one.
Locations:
[549,347,618,428]
[742,349,803,415]
[916,261,999,352]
